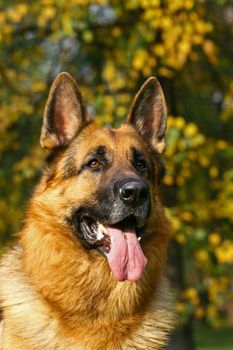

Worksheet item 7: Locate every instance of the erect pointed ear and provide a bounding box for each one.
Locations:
[127,77,167,154]
[40,72,89,150]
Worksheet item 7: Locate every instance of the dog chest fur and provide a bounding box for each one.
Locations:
[0,245,174,350]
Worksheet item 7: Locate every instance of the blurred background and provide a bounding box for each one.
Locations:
[0,0,232,349]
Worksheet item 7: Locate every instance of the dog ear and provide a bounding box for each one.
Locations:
[127,77,167,154]
[40,72,89,150]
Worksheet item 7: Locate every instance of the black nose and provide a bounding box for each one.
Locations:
[119,179,149,204]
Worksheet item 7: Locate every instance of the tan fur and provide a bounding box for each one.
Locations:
[0,76,175,349]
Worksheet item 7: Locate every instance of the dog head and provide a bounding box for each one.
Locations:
[37,72,167,282]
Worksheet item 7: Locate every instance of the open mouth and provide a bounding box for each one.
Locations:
[77,215,147,282]
[78,215,142,253]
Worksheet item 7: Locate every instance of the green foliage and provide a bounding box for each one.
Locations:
[0,0,232,326]
[195,325,233,350]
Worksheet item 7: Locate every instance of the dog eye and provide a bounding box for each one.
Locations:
[87,159,101,169]
[135,159,147,171]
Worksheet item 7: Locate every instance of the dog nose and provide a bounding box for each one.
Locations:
[119,180,149,204]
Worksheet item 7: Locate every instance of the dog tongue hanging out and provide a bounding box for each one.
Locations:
[105,225,147,282]
[0,72,174,350]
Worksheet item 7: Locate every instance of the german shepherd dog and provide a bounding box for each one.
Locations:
[0,73,174,349]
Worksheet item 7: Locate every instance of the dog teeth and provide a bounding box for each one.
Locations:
[97,222,108,235]
[138,236,141,241]
[96,222,108,241]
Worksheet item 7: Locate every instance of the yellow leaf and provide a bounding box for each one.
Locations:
[184,123,198,137]
[163,175,174,186]
[175,116,185,130]
[208,233,221,247]
[83,30,93,43]
[209,167,219,178]
[103,62,116,81]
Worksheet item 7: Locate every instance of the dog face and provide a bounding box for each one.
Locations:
[36,73,167,282]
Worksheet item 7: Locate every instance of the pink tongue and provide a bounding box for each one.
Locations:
[106,226,147,282]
